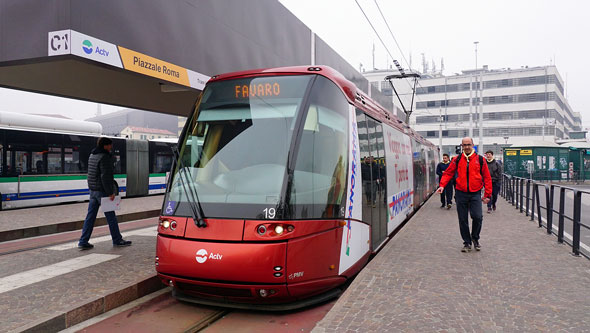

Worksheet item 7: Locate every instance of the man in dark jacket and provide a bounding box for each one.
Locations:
[78,137,132,250]
[485,150,502,213]
[436,153,454,209]
[437,137,492,252]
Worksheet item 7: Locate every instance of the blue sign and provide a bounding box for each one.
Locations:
[164,201,177,215]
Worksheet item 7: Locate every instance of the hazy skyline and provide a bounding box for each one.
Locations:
[0,0,588,129]
[279,0,590,128]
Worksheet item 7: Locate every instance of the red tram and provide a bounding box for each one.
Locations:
[155,66,438,310]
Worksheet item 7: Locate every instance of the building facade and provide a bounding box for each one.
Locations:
[120,126,176,140]
[413,65,582,157]
[86,109,182,136]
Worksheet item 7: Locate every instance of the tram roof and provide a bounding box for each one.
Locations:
[208,65,434,147]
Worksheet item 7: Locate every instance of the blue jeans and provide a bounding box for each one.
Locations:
[440,182,454,206]
[79,191,123,245]
[455,190,483,246]
[487,182,501,209]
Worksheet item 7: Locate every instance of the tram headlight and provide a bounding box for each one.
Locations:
[170,221,177,230]
[259,289,269,297]
[274,225,284,235]
[257,225,267,235]
[161,220,171,229]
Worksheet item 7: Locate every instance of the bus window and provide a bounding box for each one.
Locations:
[64,147,81,173]
[32,151,45,174]
[14,151,29,175]
[47,146,62,174]
[0,143,3,176]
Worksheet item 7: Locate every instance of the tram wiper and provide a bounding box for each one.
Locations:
[171,145,207,228]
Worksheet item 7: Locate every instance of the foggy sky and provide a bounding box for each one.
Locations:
[279,0,590,128]
[0,0,588,129]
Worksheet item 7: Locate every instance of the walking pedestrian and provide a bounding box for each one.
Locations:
[485,150,502,213]
[78,137,132,250]
[436,153,454,209]
[437,137,492,252]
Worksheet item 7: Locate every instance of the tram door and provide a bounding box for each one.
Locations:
[357,109,387,250]
[356,110,372,226]
[126,140,149,197]
[367,118,387,248]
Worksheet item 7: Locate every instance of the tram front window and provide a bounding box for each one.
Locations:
[165,75,312,218]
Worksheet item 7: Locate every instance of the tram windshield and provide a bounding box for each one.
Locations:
[164,74,350,220]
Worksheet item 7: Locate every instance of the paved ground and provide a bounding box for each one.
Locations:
[314,195,590,332]
[0,195,164,241]
[0,218,162,333]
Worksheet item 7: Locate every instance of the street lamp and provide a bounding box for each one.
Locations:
[474,41,479,69]
[474,41,483,153]
[503,136,509,145]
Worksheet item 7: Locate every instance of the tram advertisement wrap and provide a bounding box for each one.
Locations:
[384,125,414,234]
[339,105,369,275]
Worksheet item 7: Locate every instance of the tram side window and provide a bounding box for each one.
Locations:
[0,143,3,176]
[290,76,349,219]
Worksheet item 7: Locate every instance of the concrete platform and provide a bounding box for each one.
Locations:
[0,195,164,242]
[314,195,590,332]
[0,218,163,332]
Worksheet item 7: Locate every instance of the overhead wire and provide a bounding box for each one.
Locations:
[354,0,437,117]
[372,0,431,102]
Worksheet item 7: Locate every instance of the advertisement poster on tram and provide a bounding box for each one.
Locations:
[384,125,414,234]
[339,106,369,275]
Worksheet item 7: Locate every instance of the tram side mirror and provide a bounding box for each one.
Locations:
[455,145,462,154]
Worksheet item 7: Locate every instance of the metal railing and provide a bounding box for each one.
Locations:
[501,173,590,259]
[506,170,588,183]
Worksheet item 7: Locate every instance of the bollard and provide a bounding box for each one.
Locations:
[535,183,542,228]
[531,182,536,221]
[572,190,581,256]
[525,180,531,217]
[557,187,565,244]
[511,177,516,206]
[545,184,552,234]
[519,179,524,213]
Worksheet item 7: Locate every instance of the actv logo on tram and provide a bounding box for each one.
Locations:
[195,249,223,264]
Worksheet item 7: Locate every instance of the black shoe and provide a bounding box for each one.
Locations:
[78,243,94,250]
[114,239,132,247]
[461,244,471,252]
[440,204,445,208]
[473,241,481,251]
[446,204,452,209]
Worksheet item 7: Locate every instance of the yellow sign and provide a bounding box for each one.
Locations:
[118,46,190,87]
[506,150,517,156]
[520,149,532,155]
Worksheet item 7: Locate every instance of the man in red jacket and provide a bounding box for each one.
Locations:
[437,137,492,252]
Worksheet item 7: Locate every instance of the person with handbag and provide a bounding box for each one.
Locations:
[78,137,132,250]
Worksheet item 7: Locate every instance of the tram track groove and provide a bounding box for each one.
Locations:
[183,309,231,332]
